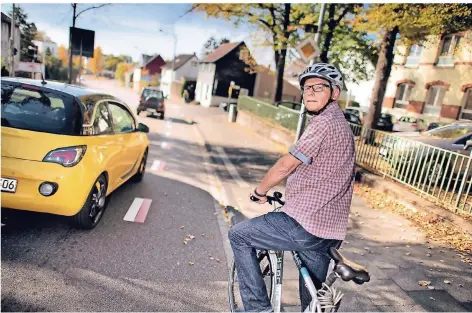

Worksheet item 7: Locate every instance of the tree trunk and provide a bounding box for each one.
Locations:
[272,3,291,103]
[320,4,337,63]
[364,26,399,130]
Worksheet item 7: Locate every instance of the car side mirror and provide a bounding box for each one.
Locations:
[464,140,472,150]
[137,122,149,133]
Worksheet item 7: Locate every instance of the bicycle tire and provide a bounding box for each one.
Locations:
[228,249,277,312]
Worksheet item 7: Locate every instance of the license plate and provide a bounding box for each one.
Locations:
[146,108,156,113]
[1,178,18,193]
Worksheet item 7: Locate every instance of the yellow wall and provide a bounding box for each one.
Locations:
[253,68,301,102]
[386,31,472,108]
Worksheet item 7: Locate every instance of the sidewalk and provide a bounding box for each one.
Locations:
[190,106,472,312]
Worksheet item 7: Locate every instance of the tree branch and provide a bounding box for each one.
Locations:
[335,4,353,24]
[76,4,110,18]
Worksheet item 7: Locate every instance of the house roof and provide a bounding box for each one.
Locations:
[201,42,243,63]
[162,54,196,71]
[1,12,20,27]
[144,54,164,67]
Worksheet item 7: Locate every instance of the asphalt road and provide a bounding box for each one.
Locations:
[1,78,230,312]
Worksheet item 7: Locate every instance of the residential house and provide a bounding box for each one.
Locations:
[195,42,257,107]
[132,53,165,92]
[252,64,302,103]
[32,40,58,58]
[160,53,198,99]
[383,30,472,122]
[1,12,20,73]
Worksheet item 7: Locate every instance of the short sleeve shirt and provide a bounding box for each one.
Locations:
[283,102,355,240]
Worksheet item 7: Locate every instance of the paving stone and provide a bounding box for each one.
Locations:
[407,290,469,312]
[376,304,427,312]
[362,279,416,306]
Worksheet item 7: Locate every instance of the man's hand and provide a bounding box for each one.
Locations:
[249,189,267,204]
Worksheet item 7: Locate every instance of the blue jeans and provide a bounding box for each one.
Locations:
[228,212,342,312]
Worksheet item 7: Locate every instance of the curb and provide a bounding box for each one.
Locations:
[355,166,472,236]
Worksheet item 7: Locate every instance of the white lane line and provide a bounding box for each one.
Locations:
[123,198,144,222]
[215,146,250,188]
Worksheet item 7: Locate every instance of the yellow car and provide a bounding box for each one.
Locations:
[1,78,150,229]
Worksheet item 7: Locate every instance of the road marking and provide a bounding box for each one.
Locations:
[151,160,166,171]
[123,198,152,223]
[215,146,250,188]
[165,131,171,137]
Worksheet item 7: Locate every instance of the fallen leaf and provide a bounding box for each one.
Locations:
[428,246,432,249]
[210,236,214,240]
[418,280,431,287]
[428,286,435,290]
[210,257,214,260]
[188,235,195,240]
[426,253,432,257]
[406,252,411,256]
[430,297,436,301]
[444,280,451,284]
[360,253,364,256]
[459,284,464,288]
[216,258,222,262]
[345,241,350,244]
[188,261,194,265]
[180,226,185,230]
[419,261,424,264]
[364,247,370,250]
[440,260,444,263]
[406,245,411,248]
[202,234,205,236]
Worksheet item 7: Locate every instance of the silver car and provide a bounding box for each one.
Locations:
[379,122,472,187]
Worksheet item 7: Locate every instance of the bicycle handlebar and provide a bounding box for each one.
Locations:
[250,191,285,206]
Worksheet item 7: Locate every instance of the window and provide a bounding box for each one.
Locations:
[1,83,82,135]
[405,43,423,66]
[93,103,113,135]
[438,34,461,66]
[394,83,412,108]
[426,85,446,107]
[461,88,472,120]
[108,102,135,133]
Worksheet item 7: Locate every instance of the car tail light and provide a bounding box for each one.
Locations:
[43,146,86,167]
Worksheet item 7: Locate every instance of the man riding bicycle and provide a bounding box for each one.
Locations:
[228,63,356,312]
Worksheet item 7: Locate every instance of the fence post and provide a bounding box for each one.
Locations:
[454,149,472,211]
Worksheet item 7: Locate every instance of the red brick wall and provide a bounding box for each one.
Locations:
[440,104,461,120]
[425,80,450,91]
[407,101,425,113]
[383,97,395,108]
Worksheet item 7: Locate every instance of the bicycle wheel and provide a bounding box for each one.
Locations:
[228,249,276,312]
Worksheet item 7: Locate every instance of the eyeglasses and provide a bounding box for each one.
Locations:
[303,84,330,93]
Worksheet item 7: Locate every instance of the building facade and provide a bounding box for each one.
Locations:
[1,12,20,72]
[383,30,472,122]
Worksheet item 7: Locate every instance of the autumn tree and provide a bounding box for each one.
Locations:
[58,45,69,66]
[104,54,131,72]
[88,46,104,74]
[115,62,132,83]
[35,30,54,43]
[354,3,472,129]
[192,4,319,103]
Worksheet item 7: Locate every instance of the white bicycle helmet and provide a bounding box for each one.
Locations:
[299,63,345,92]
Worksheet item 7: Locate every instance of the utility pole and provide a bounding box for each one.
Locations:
[10,3,16,77]
[295,3,327,141]
[67,3,109,84]
[67,3,77,84]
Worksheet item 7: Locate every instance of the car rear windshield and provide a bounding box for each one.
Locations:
[142,89,163,99]
[1,83,83,135]
[424,125,472,139]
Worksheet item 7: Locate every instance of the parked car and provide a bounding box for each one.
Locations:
[137,87,166,119]
[393,116,427,132]
[376,113,395,132]
[345,106,368,123]
[379,122,472,185]
[344,112,361,125]
[1,78,150,229]
[275,101,302,111]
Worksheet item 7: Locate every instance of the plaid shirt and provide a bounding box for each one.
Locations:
[283,102,355,240]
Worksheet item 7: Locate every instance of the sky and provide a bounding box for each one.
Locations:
[1,3,275,66]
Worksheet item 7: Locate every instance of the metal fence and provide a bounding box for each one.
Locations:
[349,124,472,215]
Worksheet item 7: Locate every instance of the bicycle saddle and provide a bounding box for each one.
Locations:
[329,247,370,285]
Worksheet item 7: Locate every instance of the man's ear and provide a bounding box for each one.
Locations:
[331,87,341,100]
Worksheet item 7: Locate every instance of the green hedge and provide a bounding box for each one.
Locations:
[238,96,301,132]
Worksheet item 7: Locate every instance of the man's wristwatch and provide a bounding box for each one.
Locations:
[254,188,266,197]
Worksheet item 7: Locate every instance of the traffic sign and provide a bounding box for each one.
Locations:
[296,37,320,63]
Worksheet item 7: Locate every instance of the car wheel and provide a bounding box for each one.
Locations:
[69,174,108,229]
[131,149,148,183]
[159,113,165,120]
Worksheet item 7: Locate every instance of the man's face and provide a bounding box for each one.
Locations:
[302,77,340,112]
